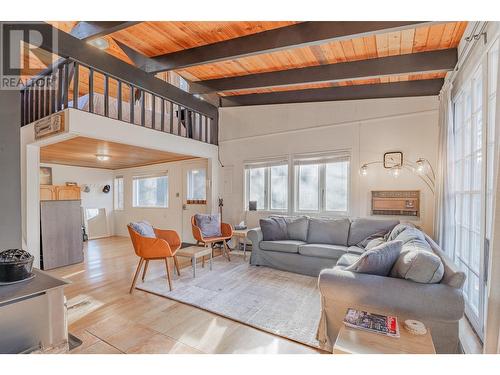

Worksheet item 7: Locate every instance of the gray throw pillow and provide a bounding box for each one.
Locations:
[364,237,386,250]
[269,215,309,241]
[260,217,288,241]
[195,213,222,237]
[387,223,415,241]
[348,218,399,246]
[346,240,403,276]
[356,231,388,248]
[129,221,156,238]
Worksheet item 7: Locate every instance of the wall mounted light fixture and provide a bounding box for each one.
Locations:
[359,157,435,194]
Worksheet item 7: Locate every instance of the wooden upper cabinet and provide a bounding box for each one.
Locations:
[40,185,56,201]
[40,185,81,201]
[55,186,81,200]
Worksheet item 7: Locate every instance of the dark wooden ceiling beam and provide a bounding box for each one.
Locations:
[146,21,440,73]
[30,22,218,117]
[192,49,457,94]
[220,79,445,107]
[113,38,150,69]
[70,21,140,41]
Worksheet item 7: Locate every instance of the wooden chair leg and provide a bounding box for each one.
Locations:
[130,258,144,294]
[223,240,231,261]
[164,258,173,291]
[142,260,149,281]
[202,255,205,268]
[173,256,181,276]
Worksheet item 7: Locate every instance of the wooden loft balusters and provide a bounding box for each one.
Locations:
[19,55,219,146]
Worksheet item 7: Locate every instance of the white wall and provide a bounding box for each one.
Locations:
[40,163,115,237]
[218,96,439,235]
[113,158,209,238]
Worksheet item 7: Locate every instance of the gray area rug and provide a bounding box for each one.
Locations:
[136,254,322,348]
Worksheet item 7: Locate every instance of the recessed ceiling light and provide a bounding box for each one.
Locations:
[96,154,110,161]
[88,38,109,50]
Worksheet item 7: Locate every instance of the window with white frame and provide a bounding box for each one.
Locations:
[294,154,350,214]
[453,66,483,326]
[245,160,288,211]
[114,176,124,210]
[132,174,168,208]
[187,168,207,201]
[449,38,499,338]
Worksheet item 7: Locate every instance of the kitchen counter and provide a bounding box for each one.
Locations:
[0,269,69,353]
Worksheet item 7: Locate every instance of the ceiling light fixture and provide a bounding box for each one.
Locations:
[96,154,110,161]
[88,38,109,50]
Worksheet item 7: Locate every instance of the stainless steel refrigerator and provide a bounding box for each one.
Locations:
[40,200,84,270]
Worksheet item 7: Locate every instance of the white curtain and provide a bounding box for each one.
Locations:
[434,82,455,258]
[484,44,500,354]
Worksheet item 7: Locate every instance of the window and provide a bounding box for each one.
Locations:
[114,176,124,210]
[448,39,499,338]
[453,67,483,326]
[187,168,207,201]
[132,174,168,208]
[245,161,288,211]
[294,155,349,214]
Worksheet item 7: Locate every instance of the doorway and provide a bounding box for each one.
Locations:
[182,161,208,244]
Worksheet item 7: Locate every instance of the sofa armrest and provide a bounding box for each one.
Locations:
[319,267,464,321]
[248,228,263,247]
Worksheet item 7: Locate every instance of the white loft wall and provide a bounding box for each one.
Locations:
[40,163,114,236]
[113,158,208,237]
[219,96,439,235]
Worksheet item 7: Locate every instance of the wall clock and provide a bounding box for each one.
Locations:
[383,151,403,168]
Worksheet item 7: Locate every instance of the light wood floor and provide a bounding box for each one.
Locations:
[48,236,321,354]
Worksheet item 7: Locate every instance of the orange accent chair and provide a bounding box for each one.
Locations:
[191,216,233,261]
[127,225,181,293]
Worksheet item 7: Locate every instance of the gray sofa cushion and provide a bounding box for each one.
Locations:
[335,253,361,268]
[306,218,350,246]
[195,213,222,237]
[346,240,403,276]
[285,216,309,241]
[391,241,444,284]
[348,218,399,246]
[260,240,306,253]
[298,244,347,259]
[260,217,288,241]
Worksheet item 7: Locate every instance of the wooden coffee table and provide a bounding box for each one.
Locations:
[175,246,213,278]
[333,322,436,354]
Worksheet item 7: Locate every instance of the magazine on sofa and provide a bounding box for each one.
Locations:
[343,308,400,338]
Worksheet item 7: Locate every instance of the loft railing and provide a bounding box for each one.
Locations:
[21,58,218,145]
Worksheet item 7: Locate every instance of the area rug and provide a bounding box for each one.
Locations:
[136,254,322,348]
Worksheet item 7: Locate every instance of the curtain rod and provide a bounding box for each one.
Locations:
[440,21,488,95]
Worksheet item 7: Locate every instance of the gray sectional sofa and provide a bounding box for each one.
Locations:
[248,216,399,277]
[248,217,466,354]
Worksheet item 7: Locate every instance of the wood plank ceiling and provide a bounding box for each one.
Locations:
[40,136,196,169]
[44,21,468,106]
